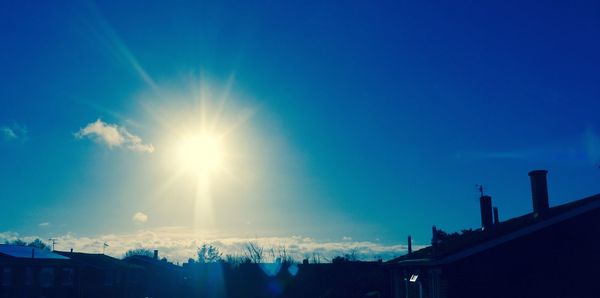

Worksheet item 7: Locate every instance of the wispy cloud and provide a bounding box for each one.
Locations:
[132,212,148,224]
[1,127,16,139]
[1,123,27,141]
[472,151,528,159]
[460,128,600,166]
[0,228,417,264]
[38,222,51,227]
[75,119,154,153]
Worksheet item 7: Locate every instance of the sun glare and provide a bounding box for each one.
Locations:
[176,132,225,175]
[145,77,256,232]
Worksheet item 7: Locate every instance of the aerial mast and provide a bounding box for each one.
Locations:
[48,238,57,251]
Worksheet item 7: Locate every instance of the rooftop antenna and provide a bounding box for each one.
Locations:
[103,242,109,254]
[475,184,485,197]
[48,238,57,251]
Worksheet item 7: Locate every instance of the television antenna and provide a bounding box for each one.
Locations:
[475,184,485,197]
[102,242,109,254]
[48,238,57,251]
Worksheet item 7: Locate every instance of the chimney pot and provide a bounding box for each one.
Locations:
[529,170,549,214]
[479,195,493,230]
[493,207,500,225]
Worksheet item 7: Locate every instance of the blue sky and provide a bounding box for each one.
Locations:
[1,0,599,260]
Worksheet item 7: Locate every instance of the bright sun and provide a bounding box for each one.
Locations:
[143,77,256,231]
[176,132,225,175]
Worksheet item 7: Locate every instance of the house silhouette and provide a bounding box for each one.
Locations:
[387,170,600,298]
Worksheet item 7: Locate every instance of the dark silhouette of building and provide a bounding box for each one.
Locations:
[54,251,143,298]
[123,250,186,298]
[0,245,77,298]
[1,246,178,298]
[387,170,600,298]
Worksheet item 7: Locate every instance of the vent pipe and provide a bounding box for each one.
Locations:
[493,207,499,225]
[479,195,493,230]
[407,235,412,254]
[529,170,549,214]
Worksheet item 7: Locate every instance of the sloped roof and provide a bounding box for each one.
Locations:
[0,245,69,259]
[55,251,141,270]
[388,193,600,266]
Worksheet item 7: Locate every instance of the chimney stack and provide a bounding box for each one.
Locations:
[407,235,412,254]
[154,250,159,260]
[493,207,499,225]
[479,195,493,230]
[529,170,549,214]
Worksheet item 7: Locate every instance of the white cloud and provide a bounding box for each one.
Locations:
[0,228,419,264]
[38,222,50,227]
[1,123,27,141]
[75,119,154,153]
[1,127,16,139]
[132,212,148,224]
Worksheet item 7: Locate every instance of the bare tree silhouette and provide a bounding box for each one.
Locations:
[123,248,154,259]
[4,239,27,246]
[197,244,222,263]
[28,239,50,250]
[244,241,264,263]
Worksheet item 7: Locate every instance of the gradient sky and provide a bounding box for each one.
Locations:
[1,1,599,260]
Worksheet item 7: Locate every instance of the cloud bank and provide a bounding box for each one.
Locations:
[0,228,418,264]
[75,119,154,153]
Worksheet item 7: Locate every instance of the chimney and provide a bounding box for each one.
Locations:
[407,235,412,254]
[153,249,159,260]
[479,195,493,230]
[70,248,73,253]
[493,207,499,225]
[529,170,549,214]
